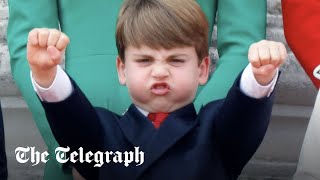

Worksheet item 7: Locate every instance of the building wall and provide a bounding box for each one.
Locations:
[0,0,318,179]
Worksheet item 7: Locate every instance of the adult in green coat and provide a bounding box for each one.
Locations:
[7,0,266,179]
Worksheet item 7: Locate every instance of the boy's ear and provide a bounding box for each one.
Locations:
[116,56,126,85]
[198,56,210,85]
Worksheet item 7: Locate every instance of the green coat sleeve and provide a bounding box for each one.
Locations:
[197,0,217,42]
[7,1,72,179]
[195,0,267,110]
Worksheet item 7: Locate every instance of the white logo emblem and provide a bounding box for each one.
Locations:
[314,65,320,80]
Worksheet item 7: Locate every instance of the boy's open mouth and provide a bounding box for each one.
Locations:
[151,82,170,95]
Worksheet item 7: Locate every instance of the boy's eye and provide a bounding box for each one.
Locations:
[136,59,151,63]
[170,59,185,64]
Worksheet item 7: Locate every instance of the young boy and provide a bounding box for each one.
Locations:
[27,0,287,179]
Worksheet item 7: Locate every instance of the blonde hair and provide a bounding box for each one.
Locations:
[116,0,209,63]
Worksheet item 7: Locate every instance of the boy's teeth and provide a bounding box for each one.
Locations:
[151,84,169,95]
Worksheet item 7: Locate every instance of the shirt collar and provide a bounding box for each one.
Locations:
[135,105,149,117]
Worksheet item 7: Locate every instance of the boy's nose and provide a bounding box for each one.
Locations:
[151,65,169,79]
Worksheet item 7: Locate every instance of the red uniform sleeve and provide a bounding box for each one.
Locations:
[282,0,320,88]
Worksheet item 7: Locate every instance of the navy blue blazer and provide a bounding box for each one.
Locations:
[42,74,275,180]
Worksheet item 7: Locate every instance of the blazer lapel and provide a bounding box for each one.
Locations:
[116,104,198,179]
[136,103,198,178]
[117,104,158,150]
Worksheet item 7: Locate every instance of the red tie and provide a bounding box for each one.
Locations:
[147,113,168,129]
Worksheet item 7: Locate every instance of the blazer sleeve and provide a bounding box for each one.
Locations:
[211,73,275,176]
[194,0,267,110]
[282,0,320,88]
[41,77,105,179]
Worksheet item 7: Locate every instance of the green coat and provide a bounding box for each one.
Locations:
[7,0,266,179]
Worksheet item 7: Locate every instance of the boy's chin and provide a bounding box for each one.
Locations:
[148,102,186,113]
[149,105,172,113]
[134,98,191,113]
[136,102,172,113]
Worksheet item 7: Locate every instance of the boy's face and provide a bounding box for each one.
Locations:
[117,45,209,113]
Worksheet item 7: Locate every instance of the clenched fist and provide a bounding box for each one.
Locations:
[248,40,287,86]
[27,28,70,88]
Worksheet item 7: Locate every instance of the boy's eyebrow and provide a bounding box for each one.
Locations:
[167,54,188,58]
[131,53,189,59]
[131,54,153,59]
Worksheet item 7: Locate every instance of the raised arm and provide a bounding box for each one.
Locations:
[213,40,287,176]
[195,0,267,109]
[40,78,104,180]
[27,28,103,179]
